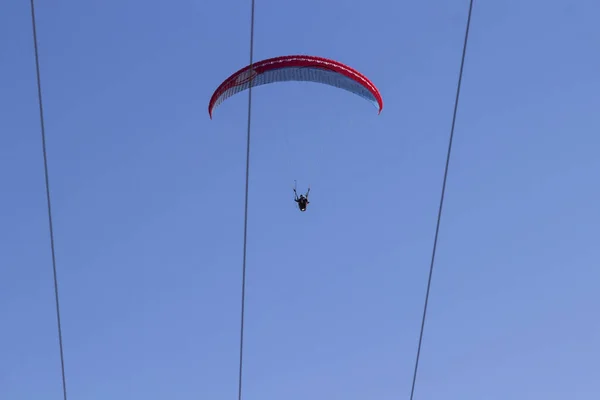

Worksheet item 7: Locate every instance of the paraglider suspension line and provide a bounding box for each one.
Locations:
[408,0,475,399]
[29,1,69,399]
[238,0,256,399]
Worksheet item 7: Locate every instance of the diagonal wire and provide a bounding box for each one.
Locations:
[29,1,68,399]
[408,0,475,399]
[237,0,256,399]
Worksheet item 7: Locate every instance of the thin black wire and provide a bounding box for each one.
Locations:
[408,1,475,399]
[237,0,256,399]
[29,1,68,399]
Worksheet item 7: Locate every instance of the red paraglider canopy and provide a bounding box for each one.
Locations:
[208,55,383,118]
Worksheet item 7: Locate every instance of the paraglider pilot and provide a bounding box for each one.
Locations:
[294,186,310,212]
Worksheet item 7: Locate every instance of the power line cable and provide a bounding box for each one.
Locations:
[237,0,256,399]
[408,1,475,399]
[29,1,68,399]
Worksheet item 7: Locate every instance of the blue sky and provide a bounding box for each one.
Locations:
[1,0,599,399]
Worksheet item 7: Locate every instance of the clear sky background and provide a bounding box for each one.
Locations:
[1,0,599,399]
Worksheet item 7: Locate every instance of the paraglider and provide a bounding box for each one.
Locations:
[209,55,383,213]
[293,183,310,212]
[208,55,383,118]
